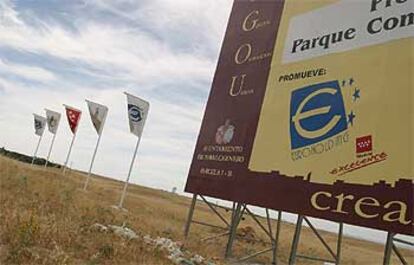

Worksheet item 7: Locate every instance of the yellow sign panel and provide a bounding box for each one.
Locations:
[250,0,413,185]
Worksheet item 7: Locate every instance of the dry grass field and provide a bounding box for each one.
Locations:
[0,155,412,264]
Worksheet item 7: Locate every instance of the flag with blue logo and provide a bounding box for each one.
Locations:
[125,92,149,137]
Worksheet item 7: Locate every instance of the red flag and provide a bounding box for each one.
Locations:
[65,106,82,133]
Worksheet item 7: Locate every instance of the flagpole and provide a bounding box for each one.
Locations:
[45,133,57,168]
[63,131,77,174]
[31,134,43,166]
[83,133,102,190]
[118,136,141,209]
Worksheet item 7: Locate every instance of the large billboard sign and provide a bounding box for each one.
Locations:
[185,0,413,235]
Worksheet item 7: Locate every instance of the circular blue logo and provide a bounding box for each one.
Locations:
[128,104,142,122]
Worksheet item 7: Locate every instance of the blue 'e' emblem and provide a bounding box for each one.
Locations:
[128,104,143,122]
[290,80,347,149]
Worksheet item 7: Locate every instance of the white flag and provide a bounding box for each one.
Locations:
[33,114,46,136]
[45,109,61,134]
[125,92,149,137]
[86,100,108,135]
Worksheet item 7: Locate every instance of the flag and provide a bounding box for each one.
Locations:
[86,100,108,135]
[33,114,46,136]
[45,109,61,134]
[125,92,149,137]
[64,105,82,134]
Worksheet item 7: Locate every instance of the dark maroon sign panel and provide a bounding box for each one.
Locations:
[185,0,413,235]
[186,0,284,187]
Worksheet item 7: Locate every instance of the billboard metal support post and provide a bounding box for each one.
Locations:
[289,215,304,265]
[289,215,343,265]
[337,220,343,263]
[200,195,230,227]
[199,202,236,242]
[225,202,244,259]
[184,195,233,240]
[383,232,413,265]
[273,210,282,264]
[237,209,283,265]
[184,194,198,238]
[184,195,286,263]
[383,232,394,265]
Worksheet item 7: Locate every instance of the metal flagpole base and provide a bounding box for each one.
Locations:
[45,133,57,168]
[117,136,141,210]
[31,135,43,167]
[84,133,102,191]
[76,187,89,193]
[110,205,128,212]
[63,133,77,175]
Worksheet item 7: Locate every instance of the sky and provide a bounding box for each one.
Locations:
[0,0,233,192]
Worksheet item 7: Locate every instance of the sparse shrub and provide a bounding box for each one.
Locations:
[4,213,40,264]
[61,188,74,204]
[95,205,116,224]
[19,175,28,189]
[17,214,40,247]
[99,243,114,259]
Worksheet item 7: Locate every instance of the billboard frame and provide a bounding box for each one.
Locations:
[288,215,343,265]
[184,194,284,264]
[383,233,413,265]
[183,195,414,264]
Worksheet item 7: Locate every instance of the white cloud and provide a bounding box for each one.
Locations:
[0,58,56,82]
[91,0,232,46]
[0,0,232,85]
[0,0,23,26]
